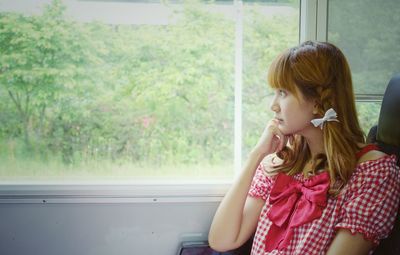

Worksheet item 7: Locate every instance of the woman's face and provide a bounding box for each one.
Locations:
[270,87,316,136]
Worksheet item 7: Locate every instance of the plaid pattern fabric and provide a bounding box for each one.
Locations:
[248,155,400,255]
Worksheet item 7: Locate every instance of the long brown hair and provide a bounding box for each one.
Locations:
[267,41,365,193]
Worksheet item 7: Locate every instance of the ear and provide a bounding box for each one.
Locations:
[313,102,319,115]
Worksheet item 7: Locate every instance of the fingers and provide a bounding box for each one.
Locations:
[268,123,287,152]
[289,135,294,146]
[269,122,294,151]
[257,120,293,155]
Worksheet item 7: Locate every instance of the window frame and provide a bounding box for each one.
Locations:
[2,0,381,203]
[0,181,230,203]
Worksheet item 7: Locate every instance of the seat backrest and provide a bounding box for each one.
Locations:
[367,74,400,164]
[370,74,400,255]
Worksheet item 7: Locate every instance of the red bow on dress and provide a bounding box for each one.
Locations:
[264,171,330,251]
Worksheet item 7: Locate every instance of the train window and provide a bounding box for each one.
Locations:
[0,0,300,182]
[328,0,400,135]
[328,1,399,93]
[356,101,381,135]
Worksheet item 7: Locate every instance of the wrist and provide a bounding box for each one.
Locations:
[249,147,268,162]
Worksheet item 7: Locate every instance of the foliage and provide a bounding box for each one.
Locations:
[328,0,400,94]
[326,0,400,151]
[1,0,389,179]
[0,0,104,158]
[0,0,239,176]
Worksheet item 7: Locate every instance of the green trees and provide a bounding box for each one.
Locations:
[0,0,102,162]
[329,0,400,94]
[6,0,368,179]
[0,0,241,177]
[328,0,400,133]
[2,0,393,179]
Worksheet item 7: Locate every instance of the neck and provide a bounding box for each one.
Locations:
[303,129,325,158]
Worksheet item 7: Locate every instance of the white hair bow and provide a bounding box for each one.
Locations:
[311,108,339,129]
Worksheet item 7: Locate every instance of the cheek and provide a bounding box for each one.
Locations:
[298,102,315,120]
[288,109,314,127]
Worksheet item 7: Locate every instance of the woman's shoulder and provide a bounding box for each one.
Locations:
[260,153,283,177]
[249,155,281,200]
[350,144,399,183]
[354,143,395,166]
[357,148,388,165]
[340,152,399,202]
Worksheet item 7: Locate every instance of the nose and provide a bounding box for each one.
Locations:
[270,97,279,112]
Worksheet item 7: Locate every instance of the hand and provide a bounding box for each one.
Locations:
[253,119,293,157]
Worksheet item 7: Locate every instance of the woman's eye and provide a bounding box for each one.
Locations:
[279,90,286,96]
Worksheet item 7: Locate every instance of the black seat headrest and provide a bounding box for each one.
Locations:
[377,74,400,147]
[373,74,400,166]
[370,75,400,255]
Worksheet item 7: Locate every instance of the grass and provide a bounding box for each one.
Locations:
[0,155,234,182]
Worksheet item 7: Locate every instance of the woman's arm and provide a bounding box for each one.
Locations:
[208,150,266,252]
[327,150,390,255]
[208,120,290,252]
[326,229,373,255]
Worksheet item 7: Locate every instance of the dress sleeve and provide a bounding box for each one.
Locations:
[335,155,400,245]
[248,163,275,201]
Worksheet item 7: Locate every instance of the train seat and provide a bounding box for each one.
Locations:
[369,74,400,255]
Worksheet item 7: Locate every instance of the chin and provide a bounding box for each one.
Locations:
[279,128,292,136]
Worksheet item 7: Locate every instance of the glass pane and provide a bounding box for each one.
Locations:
[328,0,400,94]
[242,0,299,158]
[0,0,236,181]
[0,0,300,182]
[356,101,381,136]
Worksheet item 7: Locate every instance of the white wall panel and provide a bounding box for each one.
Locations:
[0,201,219,255]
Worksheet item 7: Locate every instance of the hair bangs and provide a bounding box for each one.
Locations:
[267,50,296,93]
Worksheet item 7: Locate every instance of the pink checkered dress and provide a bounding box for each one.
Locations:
[248,154,400,255]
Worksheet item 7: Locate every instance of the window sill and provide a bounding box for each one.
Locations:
[0,181,231,204]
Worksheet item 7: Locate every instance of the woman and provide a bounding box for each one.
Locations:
[208,41,400,255]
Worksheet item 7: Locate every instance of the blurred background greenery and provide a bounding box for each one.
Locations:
[0,0,398,180]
